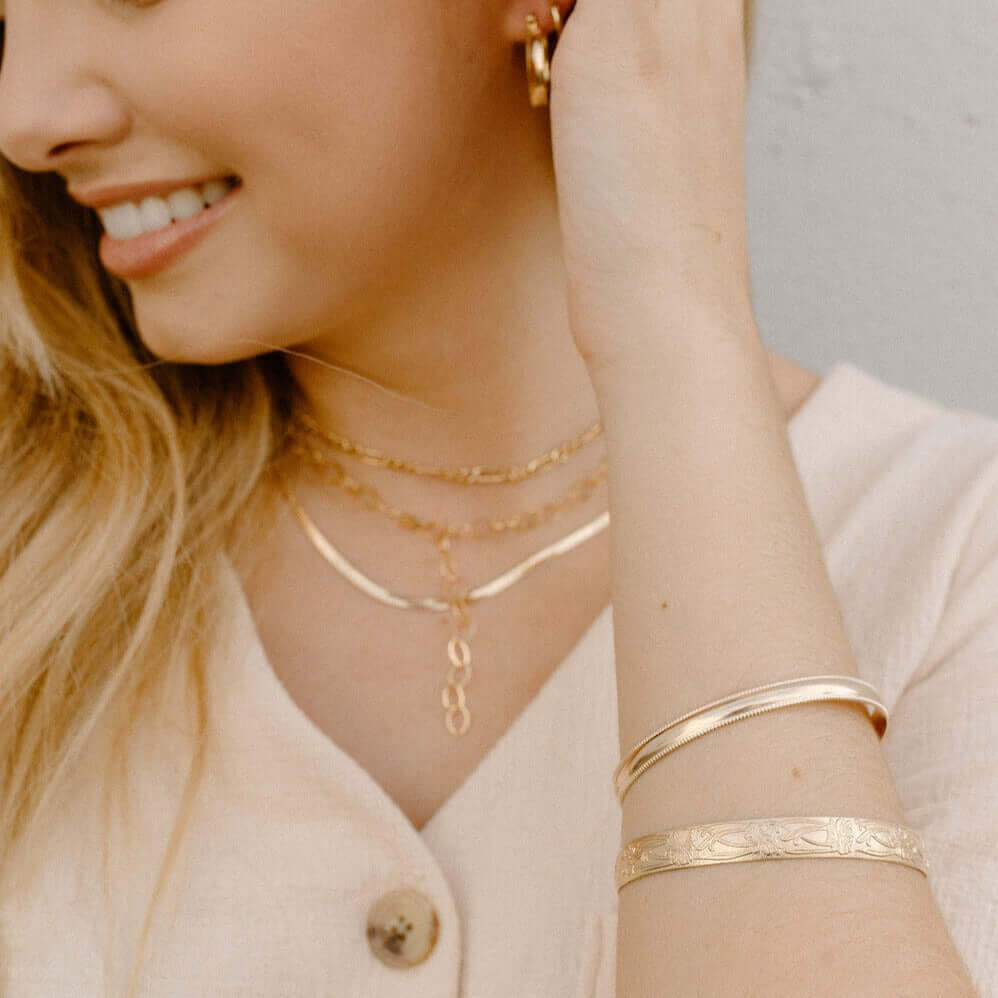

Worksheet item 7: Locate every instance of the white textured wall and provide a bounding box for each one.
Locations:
[746,0,998,416]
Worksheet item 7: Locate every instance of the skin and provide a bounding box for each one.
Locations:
[0,0,820,829]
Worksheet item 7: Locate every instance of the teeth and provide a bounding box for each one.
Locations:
[166,187,206,221]
[98,177,238,240]
[201,179,231,206]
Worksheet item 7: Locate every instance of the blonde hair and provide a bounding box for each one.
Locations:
[0,5,756,992]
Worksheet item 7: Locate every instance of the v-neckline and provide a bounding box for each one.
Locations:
[223,549,615,837]
[221,360,841,839]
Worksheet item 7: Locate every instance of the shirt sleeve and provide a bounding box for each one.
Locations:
[888,464,998,998]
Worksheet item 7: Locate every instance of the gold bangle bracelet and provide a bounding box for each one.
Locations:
[615,816,929,892]
[613,675,888,804]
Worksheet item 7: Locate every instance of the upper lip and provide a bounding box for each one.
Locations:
[67,173,238,211]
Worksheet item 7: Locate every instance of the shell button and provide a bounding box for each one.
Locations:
[366,887,440,969]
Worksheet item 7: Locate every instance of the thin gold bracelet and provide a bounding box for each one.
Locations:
[615,815,929,892]
[613,675,888,804]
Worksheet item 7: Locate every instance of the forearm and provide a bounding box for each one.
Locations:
[592,313,978,996]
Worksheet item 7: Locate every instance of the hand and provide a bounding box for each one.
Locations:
[546,0,756,380]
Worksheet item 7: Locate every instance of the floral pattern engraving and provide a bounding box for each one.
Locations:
[743,819,788,857]
[828,816,865,854]
[616,816,929,891]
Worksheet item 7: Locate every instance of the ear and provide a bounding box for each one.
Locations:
[498,0,573,45]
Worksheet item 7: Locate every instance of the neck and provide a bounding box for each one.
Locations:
[278,108,607,527]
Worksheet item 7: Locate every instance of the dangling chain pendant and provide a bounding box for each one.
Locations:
[441,597,474,736]
[434,531,476,736]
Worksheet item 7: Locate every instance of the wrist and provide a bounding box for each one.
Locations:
[582,303,765,409]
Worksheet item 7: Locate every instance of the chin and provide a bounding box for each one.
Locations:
[138,327,268,367]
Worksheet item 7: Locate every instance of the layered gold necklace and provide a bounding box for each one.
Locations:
[274,410,611,736]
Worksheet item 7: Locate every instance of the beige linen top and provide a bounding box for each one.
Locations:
[1,360,997,996]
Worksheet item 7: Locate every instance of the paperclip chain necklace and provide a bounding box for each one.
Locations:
[276,413,611,736]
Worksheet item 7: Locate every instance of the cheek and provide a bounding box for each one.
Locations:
[123,0,491,362]
[151,0,481,259]
[227,29,472,268]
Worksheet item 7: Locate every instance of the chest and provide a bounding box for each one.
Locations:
[233,535,612,832]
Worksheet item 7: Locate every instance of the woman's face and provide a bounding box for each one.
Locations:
[0,0,520,364]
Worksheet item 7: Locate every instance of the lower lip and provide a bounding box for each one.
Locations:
[98,181,243,280]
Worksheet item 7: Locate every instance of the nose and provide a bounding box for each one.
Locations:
[0,9,129,176]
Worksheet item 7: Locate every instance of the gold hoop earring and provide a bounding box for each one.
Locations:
[525,4,563,108]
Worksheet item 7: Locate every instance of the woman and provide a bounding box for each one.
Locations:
[0,0,993,994]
